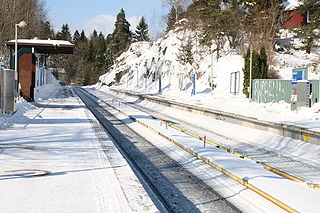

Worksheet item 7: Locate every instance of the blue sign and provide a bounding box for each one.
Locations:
[292,67,308,81]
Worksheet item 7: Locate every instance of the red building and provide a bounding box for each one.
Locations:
[284,11,306,29]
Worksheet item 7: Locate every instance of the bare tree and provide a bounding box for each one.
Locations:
[244,0,289,62]
[163,0,191,21]
[0,0,51,61]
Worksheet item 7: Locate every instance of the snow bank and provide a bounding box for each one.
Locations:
[34,70,62,101]
[0,98,36,130]
[0,69,62,130]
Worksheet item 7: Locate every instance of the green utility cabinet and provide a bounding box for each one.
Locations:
[252,79,319,104]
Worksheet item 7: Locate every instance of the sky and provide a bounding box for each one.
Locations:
[46,0,168,38]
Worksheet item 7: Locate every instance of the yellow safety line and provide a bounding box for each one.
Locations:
[94,92,320,192]
[87,92,315,212]
[167,122,320,192]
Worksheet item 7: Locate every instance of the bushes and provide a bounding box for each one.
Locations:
[243,47,269,97]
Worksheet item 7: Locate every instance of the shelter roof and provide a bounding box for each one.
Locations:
[5,39,74,54]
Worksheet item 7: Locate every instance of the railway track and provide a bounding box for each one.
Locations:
[88,88,320,192]
[74,87,241,213]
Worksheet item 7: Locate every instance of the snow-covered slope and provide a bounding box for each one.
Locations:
[99,27,320,97]
[99,28,244,96]
[97,27,320,128]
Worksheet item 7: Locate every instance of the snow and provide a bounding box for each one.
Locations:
[93,27,320,211]
[89,88,320,213]
[281,0,303,11]
[7,39,74,46]
[2,14,320,212]
[97,27,320,133]
[0,86,158,212]
[0,98,36,129]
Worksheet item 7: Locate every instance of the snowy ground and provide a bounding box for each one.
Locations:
[88,88,320,213]
[98,88,320,182]
[0,86,157,213]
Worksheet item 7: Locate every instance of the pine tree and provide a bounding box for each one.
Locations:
[259,47,268,79]
[39,21,54,39]
[111,9,132,57]
[86,39,95,63]
[79,30,87,42]
[92,30,98,39]
[96,32,106,68]
[73,30,80,44]
[243,47,269,97]
[134,16,150,41]
[177,37,194,66]
[56,24,72,41]
[295,0,320,53]
[105,34,114,72]
[166,6,177,32]
[190,0,227,59]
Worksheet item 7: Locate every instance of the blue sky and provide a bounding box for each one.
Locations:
[46,0,168,37]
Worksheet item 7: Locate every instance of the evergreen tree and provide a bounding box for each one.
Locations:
[39,21,54,39]
[111,9,132,57]
[79,30,87,42]
[134,16,150,41]
[73,30,80,44]
[177,37,194,66]
[105,34,114,72]
[295,0,320,53]
[92,30,98,39]
[56,24,72,41]
[259,47,268,79]
[96,32,106,68]
[98,32,106,53]
[166,6,177,32]
[243,47,269,97]
[86,39,95,63]
[190,0,227,58]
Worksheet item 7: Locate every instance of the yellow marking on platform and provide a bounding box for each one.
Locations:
[88,92,315,212]
[303,134,311,142]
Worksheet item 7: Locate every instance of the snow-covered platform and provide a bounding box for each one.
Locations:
[110,88,320,145]
[0,88,156,213]
[90,88,320,213]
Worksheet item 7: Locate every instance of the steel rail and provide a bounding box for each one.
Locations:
[84,88,315,213]
[75,87,241,213]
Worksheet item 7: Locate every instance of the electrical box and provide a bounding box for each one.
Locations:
[0,68,17,114]
[291,81,311,111]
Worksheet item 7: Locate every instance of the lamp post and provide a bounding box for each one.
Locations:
[244,42,253,100]
[249,46,252,100]
[15,21,27,81]
[211,50,214,94]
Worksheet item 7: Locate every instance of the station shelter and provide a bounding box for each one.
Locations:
[5,39,73,101]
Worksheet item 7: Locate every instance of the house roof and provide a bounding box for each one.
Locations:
[5,39,74,54]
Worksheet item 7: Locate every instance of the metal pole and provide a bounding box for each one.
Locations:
[249,47,252,100]
[136,68,138,89]
[211,51,214,94]
[14,24,18,81]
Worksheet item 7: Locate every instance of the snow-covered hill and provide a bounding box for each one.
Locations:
[97,27,320,125]
[99,28,244,96]
[99,27,320,96]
